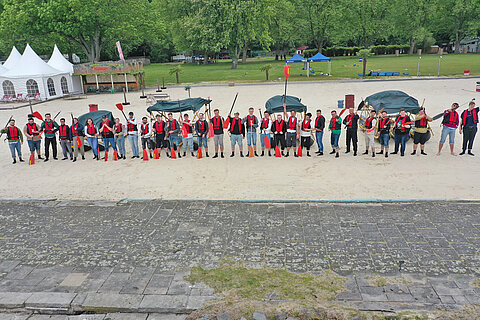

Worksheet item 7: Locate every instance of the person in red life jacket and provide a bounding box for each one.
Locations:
[299,113,315,156]
[70,116,85,162]
[377,110,391,158]
[140,117,153,158]
[362,110,377,157]
[459,101,479,156]
[243,107,259,156]
[271,114,287,154]
[40,113,60,162]
[437,103,459,156]
[99,115,115,157]
[228,112,245,157]
[179,113,195,157]
[329,110,342,158]
[127,111,139,158]
[58,118,73,161]
[284,110,299,157]
[84,118,99,160]
[342,107,359,156]
[166,112,182,158]
[24,116,42,160]
[195,112,209,157]
[210,109,225,158]
[259,111,272,156]
[411,108,432,156]
[391,108,411,157]
[114,117,126,160]
[314,109,325,156]
[1,119,24,164]
[153,114,168,158]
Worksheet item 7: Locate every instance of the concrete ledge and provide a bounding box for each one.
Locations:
[0,293,32,308]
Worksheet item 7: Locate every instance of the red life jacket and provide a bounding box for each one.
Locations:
[59,125,68,139]
[379,117,390,130]
[71,123,79,136]
[230,118,242,133]
[416,116,428,128]
[168,120,176,130]
[302,119,311,131]
[462,109,478,125]
[261,118,269,130]
[443,110,459,126]
[330,117,340,130]
[315,115,324,128]
[197,120,206,132]
[44,121,54,133]
[275,120,284,133]
[127,119,137,132]
[183,121,192,134]
[154,121,164,134]
[394,116,408,133]
[213,116,222,130]
[141,123,150,135]
[7,126,19,140]
[115,123,123,133]
[288,117,297,130]
[364,117,374,129]
[87,124,96,136]
[26,123,38,136]
[247,115,255,128]
[345,114,355,128]
[102,120,112,134]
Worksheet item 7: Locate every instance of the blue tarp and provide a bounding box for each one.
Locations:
[286,54,306,63]
[307,52,331,62]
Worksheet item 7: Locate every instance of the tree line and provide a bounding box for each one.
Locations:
[0,0,478,68]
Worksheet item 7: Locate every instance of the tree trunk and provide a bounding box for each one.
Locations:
[266,70,269,80]
[231,46,240,69]
[242,45,248,64]
[362,58,367,78]
[455,29,460,53]
[176,72,179,84]
[409,37,416,55]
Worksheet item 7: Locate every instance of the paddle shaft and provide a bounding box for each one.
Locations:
[0,115,13,138]
[228,93,238,116]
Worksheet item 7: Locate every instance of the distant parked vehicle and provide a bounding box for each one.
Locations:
[219,55,230,59]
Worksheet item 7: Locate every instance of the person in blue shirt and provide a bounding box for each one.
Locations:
[459,101,479,156]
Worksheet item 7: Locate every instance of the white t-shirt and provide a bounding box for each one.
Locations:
[299,119,313,137]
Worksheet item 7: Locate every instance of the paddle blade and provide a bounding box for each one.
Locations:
[154,148,159,159]
[76,136,82,148]
[223,117,230,129]
[275,145,281,157]
[32,112,43,121]
[208,123,214,137]
[197,147,202,159]
[143,149,149,161]
[339,108,348,117]
[264,135,271,149]
[115,103,124,111]
[182,128,188,138]
[170,147,177,159]
[297,144,302,157]
[248,146,254,158]
[284,65,291,79]
[113,149,118,161]
[29,153,35,165]
[104,150,108,161]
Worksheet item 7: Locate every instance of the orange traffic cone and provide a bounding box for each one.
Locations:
[29,153,35,165]
[113,149,118,161]
[143,149,149,161]
[297,144,302,157]
[248,146,254,158]
[197,147,203,159]
[275,145,281,158]
[153,148,159,159]
[170,147,177,159]
[104,150,108,161]
[264,135,271,149]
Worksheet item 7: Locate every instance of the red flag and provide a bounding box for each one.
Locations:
[284,65,291,80]
[143,149,149,161]
[105,150,108,161]
[113,149,118,161]
[297,144,302,157]
[264,135,271,149]
[275,145,281,157]
[170,147,177,159]
[153,148,159,159]
[197,147,203,159]
[208,123,214,137]
[29,153,35,165]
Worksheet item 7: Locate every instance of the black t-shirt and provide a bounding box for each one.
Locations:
[394,115,411,134]
[314,116,325,131]
[343,114,359,129]
[210,116,224,135]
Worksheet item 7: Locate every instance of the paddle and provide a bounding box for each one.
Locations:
[0,115,13,138]
[259,108,271,149]
[283,65,291,118]
[207,97,214,137]
[116,103,128,121]
[223,92,239,129]
[432,98,474,120]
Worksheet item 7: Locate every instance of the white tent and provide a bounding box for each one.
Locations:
[0,64,6,75]
[48,44,83,94]
[0,44,72,100]
[2,46,21,70]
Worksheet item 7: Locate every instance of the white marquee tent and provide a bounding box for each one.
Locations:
[47,44,83,95]
[0,44,80,101]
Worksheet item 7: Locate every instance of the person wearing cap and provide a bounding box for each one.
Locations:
[99,115,115,156]
[40,113,59,162]
[179,113,195,157]
[24,116,42,160]
[259,111,272,156]
[243,107,259,156]
[195,112,209,157]
[411,108,432,156]
[362,109,377,157]
[126,111,139,158]
[58,118,73,160]
[114,117,126,159]
[166,112,182,158]
[1,119,24,164]
[228,112,245,157]
[140,116,153,158]
[299,112,315,156]
[391,108,411,157]
[314,109,325,156]
[459,101,479,156]
[70,116,85,161]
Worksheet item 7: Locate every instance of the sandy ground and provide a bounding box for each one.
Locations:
[0,77,479,201]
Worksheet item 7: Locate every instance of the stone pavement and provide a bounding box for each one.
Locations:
[0,200,479,314]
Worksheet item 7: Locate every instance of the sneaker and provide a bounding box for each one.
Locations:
[362,151,368,155]
[191,152,195,157]
[391,152,398,155]
[345,150,350,154]
[385,152,389,158]
[73,157,77,162]
[294,153,298,157]
[240,152,244,157]
[421,151,427,155]
[459,151,465,155]
[372,153,375,158]
[213,153,218,158]
[376,150,383,155]
[353,152,357,156]
[44,158,49,162]
[19,157,24,162]
[62,157,68,160]
[261,151,264,157]
[183,152,186,157]
[468,151,475,156]
[131,156,136,159]
[206,153,209,157]
[335,152,339,158]
[307,152,311,157]
[53,157,58,160]
[411,150,416,155]
[329,150,335,154]
[230,153,234,157]
[178,153,182,158]
[401,153,404,157]
[12,159,16,164]
[317,152,323,156]
[221,153,224,158]
[82,156,85,160]
[285,153,289,157]
[38,155,43,159]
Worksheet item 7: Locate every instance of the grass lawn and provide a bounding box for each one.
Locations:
[144,54,480,86]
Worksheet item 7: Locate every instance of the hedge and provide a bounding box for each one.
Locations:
[301,45,410,58]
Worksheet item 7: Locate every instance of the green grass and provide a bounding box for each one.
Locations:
[144,54,480,86]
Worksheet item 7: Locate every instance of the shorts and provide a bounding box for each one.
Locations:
[214,134,224,148]
[247,132,257,146]
[364,133,375,148]
[141,137,152,150]
[379,133,389,148]
[440,126,455,145]
[155,134,167,148]
[230,134,243,147]
[198,136,208,148]
[28,140,41,152]
[286,132,297,147]
[413,131,428,145]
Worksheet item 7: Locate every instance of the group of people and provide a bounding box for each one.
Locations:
[2,101,479,164]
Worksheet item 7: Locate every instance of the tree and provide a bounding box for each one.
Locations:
[266,0,298,60]
[169,65,183,84]
[260,64,272,80]
[357,49,371,78]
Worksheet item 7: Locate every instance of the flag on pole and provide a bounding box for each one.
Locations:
[116,41,124,61]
